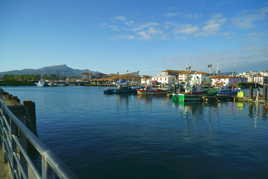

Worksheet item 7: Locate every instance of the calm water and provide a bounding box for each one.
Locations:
[3,86,268,179]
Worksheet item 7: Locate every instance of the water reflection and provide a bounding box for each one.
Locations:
[115,94,131,111]
[136,95,169,103]
[248,103,267,121]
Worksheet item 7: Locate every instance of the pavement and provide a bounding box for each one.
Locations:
[0,148,10,179]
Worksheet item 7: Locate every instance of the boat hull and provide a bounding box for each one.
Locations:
[172,93,203,103]
[104,88,137,95]
[137,89,167,95]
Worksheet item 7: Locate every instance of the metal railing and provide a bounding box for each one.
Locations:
[0,99,76,179]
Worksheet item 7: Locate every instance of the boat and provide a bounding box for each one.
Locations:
[36,79,49,87]
[216,88,240,101]
[104,79,137,95]
[136,88,168,95]
[217,89,240,97]
[172,82,208,103]
[172,93,203,103]
[104,86,137,95]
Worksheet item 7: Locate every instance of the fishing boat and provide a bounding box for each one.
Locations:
[36,79,49,87]
[104,80,137,95]
[172,78,208,103]
[136,88,168,95]
[172,92,205,103]
[217,89,240,97]
[104,86,137,95]
[216,88,240,101]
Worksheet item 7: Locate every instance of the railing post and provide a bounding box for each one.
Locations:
[42,155,48,179]
[28,165,36,179]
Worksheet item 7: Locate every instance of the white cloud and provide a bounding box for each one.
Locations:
[232,6,268,29]
[173,14,226,36]
[137,27,163,40]
[114,16,127,21]
[103,7,267,40]
[114,34,135,40]
[113,16,135,27]
[175,24,199,34]
[137,31,150,39]
[198,14,226,36]
[101,23,121,31]
[132,22,159,31]
[164,12,201,19]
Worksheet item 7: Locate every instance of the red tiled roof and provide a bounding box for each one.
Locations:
[162,70,208,75]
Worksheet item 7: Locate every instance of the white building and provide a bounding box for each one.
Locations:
[241,71,268,85]
[189,72,209,86]
[210,76,247,87]
[252,75,268,85]
[260,71,268,77]
[140,75,152,86]
[152,70,209,86]
[152,71,177,85]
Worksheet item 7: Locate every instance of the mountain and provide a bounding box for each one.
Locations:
[0,65,103,77]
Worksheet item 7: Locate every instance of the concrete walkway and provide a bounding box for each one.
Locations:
[0,148,10,179]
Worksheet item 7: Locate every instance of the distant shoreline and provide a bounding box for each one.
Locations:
[0,80,35,86]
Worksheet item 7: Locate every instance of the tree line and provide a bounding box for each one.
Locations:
[0,74,67,81]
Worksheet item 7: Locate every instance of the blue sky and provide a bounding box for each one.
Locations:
[1,0,268,74]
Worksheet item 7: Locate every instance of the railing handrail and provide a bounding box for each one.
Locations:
[0,98,77,179]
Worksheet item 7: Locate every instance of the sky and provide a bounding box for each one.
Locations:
[1,0,268,75]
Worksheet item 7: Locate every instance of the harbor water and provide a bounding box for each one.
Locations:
[3,86,268,179]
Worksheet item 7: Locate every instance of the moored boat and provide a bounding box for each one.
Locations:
[104,86,137,95]
[36,79,49,87]
[172,93,203,103]
[217,89,240,97]
[136,88,168,95]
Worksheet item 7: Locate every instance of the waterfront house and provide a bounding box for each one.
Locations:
[260,71,268,77]
[241,70,268,86]
[140,75,152,86]
[253,75,265,85]
[188,71,209,86]
[151,70,177,85]
[210,76,247,87]
[151,70,209,86]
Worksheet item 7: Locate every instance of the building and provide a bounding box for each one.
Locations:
[151,70,177,85]
[240,70,268,85]
[152,70,209,86]
[188,72,209,86]
[210,76,247,87]
[140,75,152,86]
[260,71,268,77]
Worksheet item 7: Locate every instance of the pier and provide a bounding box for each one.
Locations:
[0,88,76,179]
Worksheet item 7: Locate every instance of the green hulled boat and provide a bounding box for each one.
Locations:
[172,93,203,103]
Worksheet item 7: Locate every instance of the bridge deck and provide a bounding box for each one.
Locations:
[0,148,10,179]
